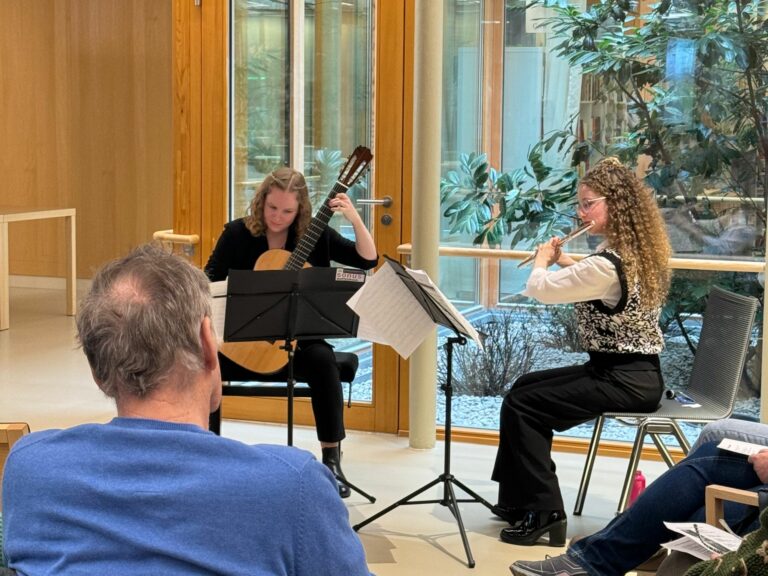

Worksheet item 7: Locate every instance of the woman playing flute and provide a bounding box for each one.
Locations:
[492,157,672,547]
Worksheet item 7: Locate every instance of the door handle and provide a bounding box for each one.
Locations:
[357,195,393,208]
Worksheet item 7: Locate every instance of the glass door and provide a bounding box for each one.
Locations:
[226,0,407,434]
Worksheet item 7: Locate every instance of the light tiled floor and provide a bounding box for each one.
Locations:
[1,286,668,575]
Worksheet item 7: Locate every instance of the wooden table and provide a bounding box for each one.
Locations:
[0,207,76,330]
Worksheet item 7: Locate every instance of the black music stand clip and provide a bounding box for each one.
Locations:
[224,266,375,503]
[353,257,493,568]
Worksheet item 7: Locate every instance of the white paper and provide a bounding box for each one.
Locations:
[403,268,483,348]
[347,260,482,359]
[717,438,768,457]
[347,263,436,358]
[662,522,742,560]
[662,536,716,561]
[210,280,228,344]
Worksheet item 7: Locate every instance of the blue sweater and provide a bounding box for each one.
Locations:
[2,418,372,576]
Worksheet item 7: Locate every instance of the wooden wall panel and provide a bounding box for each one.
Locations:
[0,0,172,279]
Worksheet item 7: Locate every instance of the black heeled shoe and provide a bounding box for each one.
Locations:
[321,445,351,499]
[499,509,567,547]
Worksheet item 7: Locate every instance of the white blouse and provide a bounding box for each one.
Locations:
[522,254,621,307]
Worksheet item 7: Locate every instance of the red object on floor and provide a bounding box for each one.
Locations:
[628,470,646,506]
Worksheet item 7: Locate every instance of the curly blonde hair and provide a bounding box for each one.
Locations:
[580,157,671,308]
[244,167,312,238]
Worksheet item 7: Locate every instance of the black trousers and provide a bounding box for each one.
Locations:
[216,340,345,443]
[492,352,664,511]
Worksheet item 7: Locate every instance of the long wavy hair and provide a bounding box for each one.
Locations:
[580,157,671,308]
[244,167,312,238]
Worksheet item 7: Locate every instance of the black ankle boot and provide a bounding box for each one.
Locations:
[321,446,351,499]
[499,509,567,547]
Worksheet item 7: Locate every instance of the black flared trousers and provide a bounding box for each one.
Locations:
[492,352,664,511]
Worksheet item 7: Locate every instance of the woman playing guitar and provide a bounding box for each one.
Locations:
[205,165,378,498]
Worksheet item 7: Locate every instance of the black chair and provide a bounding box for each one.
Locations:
[208,351,359,440]
[573,286,759,515]
[210,350,375,502]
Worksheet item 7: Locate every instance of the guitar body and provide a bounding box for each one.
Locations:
[218,145,372,376]
[219,250,311,375]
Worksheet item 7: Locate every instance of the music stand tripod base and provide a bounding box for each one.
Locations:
[353,336,493,569]
[280,341,375,504]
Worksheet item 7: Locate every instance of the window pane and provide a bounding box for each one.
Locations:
[438,0,765,439]
[502,0,582,173]
[438,0,483,311]
[438,269,762,448]
[229,0,375,405]
[303,1,373,218]
[231,0,290,218]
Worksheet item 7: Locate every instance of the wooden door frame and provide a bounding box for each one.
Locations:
[172,0,410,436]
[172,0,227,267]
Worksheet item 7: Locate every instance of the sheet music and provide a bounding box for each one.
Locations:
[717,438,768,456]
[210,280,228,344]
[347,259,482,358]
[403,267,482,347]
[347,263,436,358]
[662,522,742,560]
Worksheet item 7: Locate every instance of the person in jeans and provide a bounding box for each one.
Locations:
[510,418,768,576]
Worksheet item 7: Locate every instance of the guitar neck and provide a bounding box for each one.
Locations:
[285,180,349,271]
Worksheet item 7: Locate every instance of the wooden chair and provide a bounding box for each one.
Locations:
[706,484,760,528]
[1,423,29,574]
[0,423,30,513]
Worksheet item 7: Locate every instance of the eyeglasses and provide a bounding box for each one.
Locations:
[578,196,606,212]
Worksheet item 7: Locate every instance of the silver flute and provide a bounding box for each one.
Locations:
[517,221,595,268]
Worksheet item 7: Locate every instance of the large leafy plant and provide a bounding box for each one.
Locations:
[443,0,768,251]
[531,0,768,231]
[440,138,581,248]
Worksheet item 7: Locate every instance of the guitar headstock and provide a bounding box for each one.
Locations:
[337,146,373,188]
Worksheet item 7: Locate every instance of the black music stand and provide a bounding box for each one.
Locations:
[224,266,375,502]
[353,257,493,569]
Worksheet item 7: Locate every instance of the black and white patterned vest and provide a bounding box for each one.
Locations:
[574,249,664,354]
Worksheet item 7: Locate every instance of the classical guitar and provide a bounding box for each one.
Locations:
[219,145,373,374]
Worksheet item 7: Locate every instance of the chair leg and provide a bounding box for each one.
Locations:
[618,423,648,514]
[670,420,691,454]
[574,415,605,516]
[649,434,677,468]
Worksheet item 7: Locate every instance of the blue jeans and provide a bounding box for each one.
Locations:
[691,418,768,452]
[568,442,764,576]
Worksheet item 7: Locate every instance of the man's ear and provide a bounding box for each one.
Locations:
[200,316,219,373]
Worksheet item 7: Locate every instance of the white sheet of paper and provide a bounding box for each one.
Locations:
[661,536,716,561]
[210,280,228,344]
[662,521,742,560]
[346,263,436,358]
[403,267,483,349]
[717,438,768,456]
